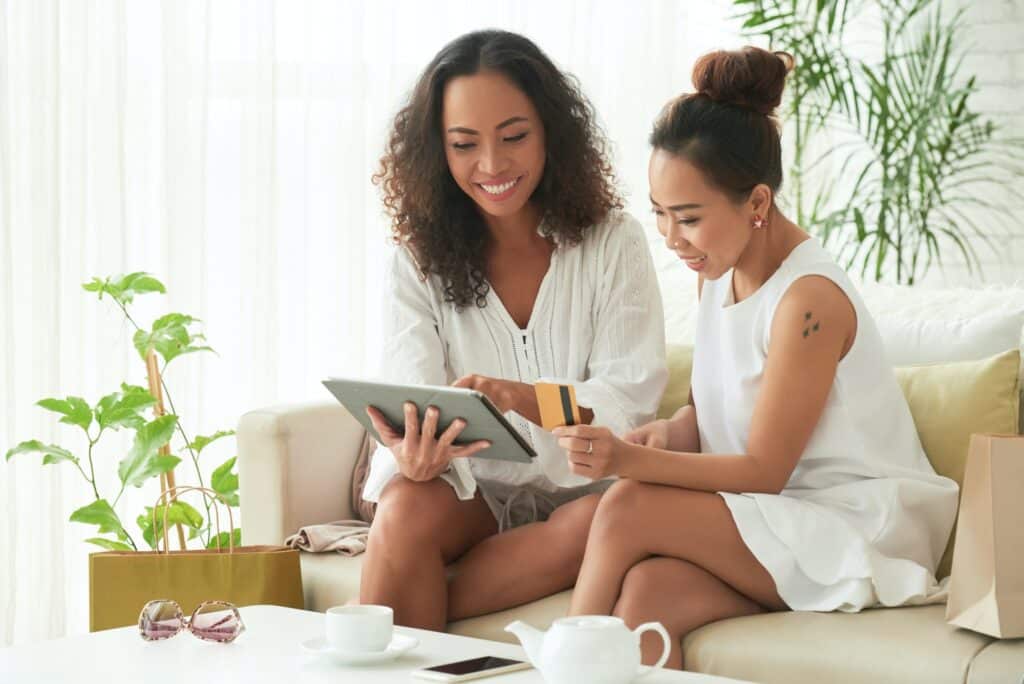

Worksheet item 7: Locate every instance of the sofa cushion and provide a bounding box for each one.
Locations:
[448,591,572,644]
[299,552,364,613]
[682,605,992,684]
[965,638,1024,684]
[895,349,1021,578]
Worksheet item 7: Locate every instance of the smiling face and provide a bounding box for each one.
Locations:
[442,70,546,222]
[649,148,761,280]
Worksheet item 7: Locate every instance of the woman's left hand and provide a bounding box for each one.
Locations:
[452,374,524,415]
[553,424,625,479]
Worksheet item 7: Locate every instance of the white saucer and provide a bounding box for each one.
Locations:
[301,634,419,665]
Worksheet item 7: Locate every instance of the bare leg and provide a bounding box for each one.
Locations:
[612,557,765,670]
[447,493,602,620]
[570,479,787,617]
[359,477,498,630]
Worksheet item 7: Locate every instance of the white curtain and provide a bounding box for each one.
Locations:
[0,0,737,645]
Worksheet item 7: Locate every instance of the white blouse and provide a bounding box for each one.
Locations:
[362,211,668,502]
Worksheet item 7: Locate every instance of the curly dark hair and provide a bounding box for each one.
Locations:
[374,30,622,309]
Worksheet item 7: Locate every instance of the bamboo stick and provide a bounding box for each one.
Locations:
[145,350,187,551]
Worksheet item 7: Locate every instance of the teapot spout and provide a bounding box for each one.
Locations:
[504,620,544,666]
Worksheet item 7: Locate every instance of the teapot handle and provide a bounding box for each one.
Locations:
[633,622,671,675]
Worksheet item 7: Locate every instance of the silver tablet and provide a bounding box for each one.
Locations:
[322,378,536,463]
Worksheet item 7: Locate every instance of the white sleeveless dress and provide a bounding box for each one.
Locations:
[692,238,959,612]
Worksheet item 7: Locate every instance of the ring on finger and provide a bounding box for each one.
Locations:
[586,439,593,454]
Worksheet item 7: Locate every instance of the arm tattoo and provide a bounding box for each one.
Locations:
[803,311,821,339]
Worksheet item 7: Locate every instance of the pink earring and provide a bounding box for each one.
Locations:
[752,215,767,230]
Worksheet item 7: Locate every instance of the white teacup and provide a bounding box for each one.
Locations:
[325,605,393,653]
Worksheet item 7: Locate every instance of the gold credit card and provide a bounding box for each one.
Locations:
[535,382,581,430]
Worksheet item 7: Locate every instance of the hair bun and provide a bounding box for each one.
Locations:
[692,47,793,116]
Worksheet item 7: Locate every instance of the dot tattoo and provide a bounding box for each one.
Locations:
[803,311,821,338]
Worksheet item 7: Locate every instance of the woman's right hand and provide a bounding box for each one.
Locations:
[622,419,672,450]
[366,402,491,482]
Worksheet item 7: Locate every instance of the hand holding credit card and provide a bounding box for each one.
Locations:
[535,382,581,430]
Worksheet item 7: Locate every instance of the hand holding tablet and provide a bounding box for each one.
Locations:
[322,378,538,465]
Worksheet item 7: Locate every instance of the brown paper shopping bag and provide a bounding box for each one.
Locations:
[946,434,1024,638]
[89,487,304,632]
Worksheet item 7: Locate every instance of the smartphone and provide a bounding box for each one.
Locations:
[411,655,532,682]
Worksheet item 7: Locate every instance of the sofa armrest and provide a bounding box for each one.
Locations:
[237,401,366,545]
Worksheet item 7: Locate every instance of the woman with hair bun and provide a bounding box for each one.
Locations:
[359,30,667,631]
[555,46,958,668]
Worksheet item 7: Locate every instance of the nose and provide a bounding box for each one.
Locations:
[477,143,508,177]
[664,223,686,251]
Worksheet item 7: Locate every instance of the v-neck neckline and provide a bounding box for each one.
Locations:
[486,247,557,333]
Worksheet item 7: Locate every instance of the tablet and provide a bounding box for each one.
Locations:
[322,378,536,463]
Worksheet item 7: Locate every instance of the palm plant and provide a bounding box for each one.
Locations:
[737,0,1024,284]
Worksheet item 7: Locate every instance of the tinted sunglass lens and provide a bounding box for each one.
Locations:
[190,602,243,643]
[139,600,182,640]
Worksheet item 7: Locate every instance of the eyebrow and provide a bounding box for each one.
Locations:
[649,195,702,211]
[446,116,529,135]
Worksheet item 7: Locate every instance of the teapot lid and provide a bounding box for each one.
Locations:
[553,616,626,630]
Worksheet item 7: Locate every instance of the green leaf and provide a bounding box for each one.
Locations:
[95,384,157,431]
[206,529,242,550]
[139,501,205,549]
[70,499,126,539]
[85,537,133,551]
[5,440,79,466]
[117,415,181,488]
[36,396,93,430]
[133,312,215,364]
[187,430,235,455]
[210,456,240,506]
[137,509,157,550]
[154,501,204,530]
[81,272,165,307]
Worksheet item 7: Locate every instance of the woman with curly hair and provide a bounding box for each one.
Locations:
[555,46,957,669]
[358,30,667,630]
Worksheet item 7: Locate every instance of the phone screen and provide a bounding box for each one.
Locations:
[426,656,524,675]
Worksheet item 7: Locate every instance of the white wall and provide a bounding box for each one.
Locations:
[915,0,1024,286]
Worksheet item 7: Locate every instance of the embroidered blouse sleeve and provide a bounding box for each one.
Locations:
[542,214,668,435]
[369,246,479,501]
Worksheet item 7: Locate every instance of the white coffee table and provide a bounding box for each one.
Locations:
[0,604,752,683]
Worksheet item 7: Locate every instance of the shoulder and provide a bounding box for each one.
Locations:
[772,274,856,351]
[386,243,440,298]
[587,209,645,246]
[573,210,648,264]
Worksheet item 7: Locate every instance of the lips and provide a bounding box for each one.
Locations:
[475,174,524,202]
[679,253,707,272]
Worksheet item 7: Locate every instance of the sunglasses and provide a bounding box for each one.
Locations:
[138,599,246,643]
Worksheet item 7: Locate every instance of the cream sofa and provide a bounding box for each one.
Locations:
[238,277,1024,684]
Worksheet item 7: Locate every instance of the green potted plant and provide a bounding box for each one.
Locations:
[6,272,241,551]
[736,0,1024,283]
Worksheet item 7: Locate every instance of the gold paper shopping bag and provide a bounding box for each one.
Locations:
[946,434,1024,638]
[89,487,303,632]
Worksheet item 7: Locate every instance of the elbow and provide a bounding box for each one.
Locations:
[746,454,789,495]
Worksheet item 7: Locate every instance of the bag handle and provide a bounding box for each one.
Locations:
[152,486,236,555]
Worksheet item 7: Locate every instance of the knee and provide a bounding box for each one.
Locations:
[371,477,451,545]
[590,479,651,539]
[615,558,703,626]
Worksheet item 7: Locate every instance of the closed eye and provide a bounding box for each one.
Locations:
[452,142,476,151]
[504,132,528,143]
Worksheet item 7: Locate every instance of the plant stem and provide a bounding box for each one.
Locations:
[114,299,213,545]
[85,434,101,501]
[159,368,212,545]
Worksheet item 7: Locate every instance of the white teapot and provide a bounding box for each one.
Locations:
[505,616,670,684]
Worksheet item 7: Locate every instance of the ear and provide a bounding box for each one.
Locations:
[748,184,774,216]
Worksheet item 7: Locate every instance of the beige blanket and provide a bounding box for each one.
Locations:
[284,519,370,557]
